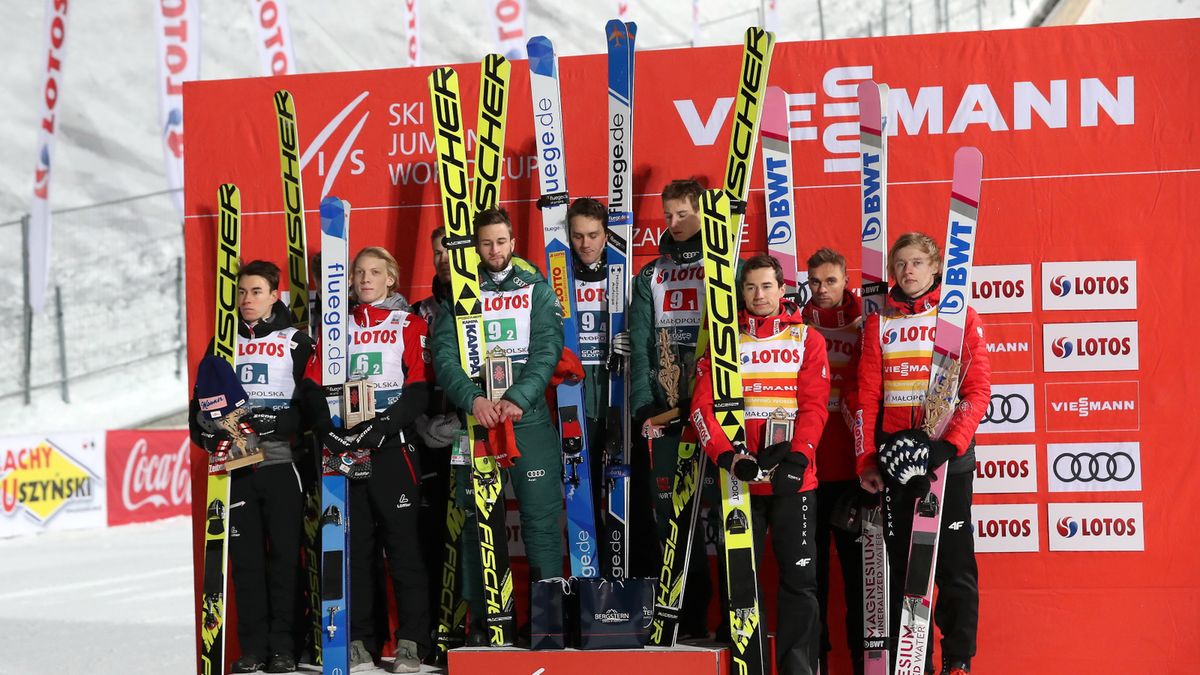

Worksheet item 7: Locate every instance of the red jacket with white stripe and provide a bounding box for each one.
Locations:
[856,284,991,476]
[691,302,830,494]
[802,292,862,483]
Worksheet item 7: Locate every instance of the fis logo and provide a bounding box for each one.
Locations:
[300,92,370,199]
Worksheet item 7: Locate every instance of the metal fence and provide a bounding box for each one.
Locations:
[0,189,185,404]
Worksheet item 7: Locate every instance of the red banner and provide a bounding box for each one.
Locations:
[105,430,191,527]
[183,20,1200,672]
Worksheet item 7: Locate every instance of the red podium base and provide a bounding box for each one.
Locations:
[448,644,730,675]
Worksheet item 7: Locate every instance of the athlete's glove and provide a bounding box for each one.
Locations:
[756,441,794,473]
[199,428,232,454]
[928,440,957,470]
[769,451,809,495]
[322,429,357,456]
[877,428,931,487]
[606,331,631,372]
[717,446,762,482]
[246,407,300,437]
[351,418,389,451]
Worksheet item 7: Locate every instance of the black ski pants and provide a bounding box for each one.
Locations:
[815,479,865,675]
[416,441,453,636]
[348,444,431,656]
[229,462,304,659]
[750,490,820,675]
[883,469,979,669]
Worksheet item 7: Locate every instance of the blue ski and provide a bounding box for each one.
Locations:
[319,196,351,675]
[603,18,636,580]
[528,35,600,578]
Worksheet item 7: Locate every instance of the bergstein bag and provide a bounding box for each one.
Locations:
[531,577,576,650]
[577,577,656,650]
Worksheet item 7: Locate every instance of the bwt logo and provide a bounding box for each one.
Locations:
[1051,336,1132,359]
[1050,274,1131,297]
[674,66,1135,174]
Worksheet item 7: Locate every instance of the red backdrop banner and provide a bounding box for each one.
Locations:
[185,20,1200,672]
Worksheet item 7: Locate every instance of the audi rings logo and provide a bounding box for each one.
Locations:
[1047,442,1142,493]
[1053,451,1135,483]
[978,385,1035,434]
[985,393,1029,424]
[526,469,546,480]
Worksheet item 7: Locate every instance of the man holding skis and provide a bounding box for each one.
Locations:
[430,207,566,641]
[629,178,723,638]
[189,260,313,674]
[690,253,830,675]
[800,247,866,675]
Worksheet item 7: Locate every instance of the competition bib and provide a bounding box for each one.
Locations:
[879,309,937,408]
[575,278,608,365]
[237,327,299,410]
[740,324,809,420]
[348,310,415,411]
[482,286,535,363]
[650,258,705,347]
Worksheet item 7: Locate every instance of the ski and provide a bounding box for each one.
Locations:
[273,88,323,667]
[318,196,351,675]
[893,147,983,675]
[858,79,891,675]
[528,35,600,579]
[199,183,240,675]
[429,61,517,647]
[603,18,636,581]
[649,25,775,648]
[761,85,800,298]
[698,188,767,674]
[433,468,470,660]
[274,89,311,331]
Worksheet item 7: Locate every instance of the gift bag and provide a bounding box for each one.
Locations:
[531,577,575,650]
[577,577,656,650]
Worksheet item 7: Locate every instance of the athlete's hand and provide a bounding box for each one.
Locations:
[859,466,885,494]
[472,397,501,429]
[495,399,524,423]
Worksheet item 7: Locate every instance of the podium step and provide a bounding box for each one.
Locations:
[448,644,730,675]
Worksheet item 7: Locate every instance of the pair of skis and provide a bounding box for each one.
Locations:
[855,80,984,675]
[603,17,637,582]
[428,55,518,647]
[198,184,240,675]
[528,36,602,580]
[648,29,776,675]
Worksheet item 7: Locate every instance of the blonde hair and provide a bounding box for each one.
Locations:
[887,232,942,283]
[353,246,400,298]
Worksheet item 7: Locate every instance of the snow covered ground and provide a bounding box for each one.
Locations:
[0,518,194,675]
[1078,0,1200,21]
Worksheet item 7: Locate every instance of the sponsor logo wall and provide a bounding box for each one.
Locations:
[0,430,192,538]
[180,20,1200,672]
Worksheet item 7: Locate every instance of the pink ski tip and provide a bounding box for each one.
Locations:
[762,86,789,138]
[858,81,881,121]
[951,147,983,204]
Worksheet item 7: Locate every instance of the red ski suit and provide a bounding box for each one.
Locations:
[801,292,863,483]
[691,302,830,495]
[855,286,991,476]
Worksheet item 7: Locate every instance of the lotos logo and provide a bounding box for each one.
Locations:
[1048,502,1143,551]
[745,348,803,365]
[1043,322,1138,372]
[1051,337,1073,358]
[122,436,191,512]
[972,503,1039,552]
[34,146,51,199]
[973,445,1037,494]
[882,329,898,345]
[1056,516,1079,538]
[1042,261,1137,311]
[970,265,1032,314]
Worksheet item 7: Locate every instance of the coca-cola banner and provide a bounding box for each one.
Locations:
[105,430,191,527]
